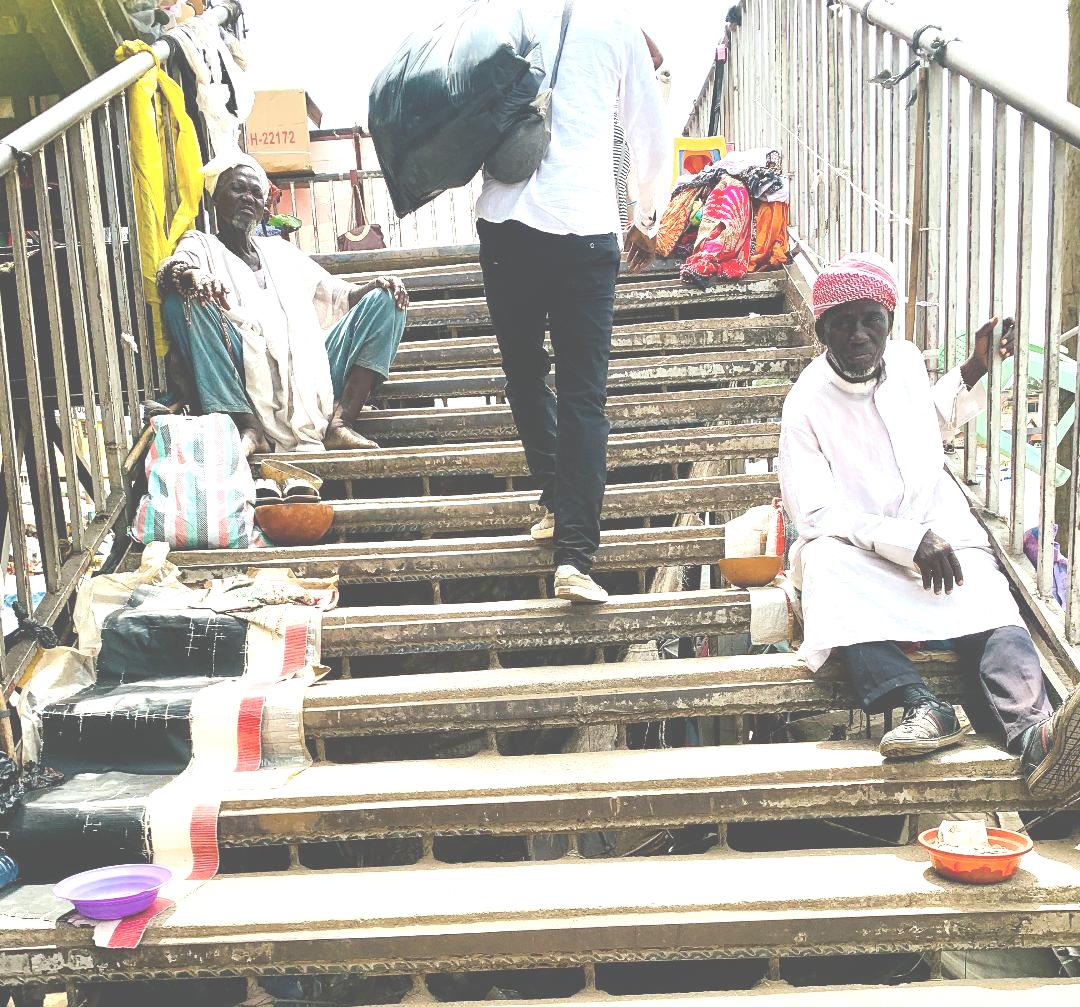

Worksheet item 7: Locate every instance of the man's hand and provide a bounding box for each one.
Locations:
[180,268,230,311]
[914,530,964,595]
[624,225,656,274]
[960,315,1015,388]
[375,275,409,310]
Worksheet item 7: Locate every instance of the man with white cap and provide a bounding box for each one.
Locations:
[779,252,1080,800]
[157,153,408,457]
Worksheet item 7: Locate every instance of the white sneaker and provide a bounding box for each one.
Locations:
[530,509,556,542]
[554,564,609,605]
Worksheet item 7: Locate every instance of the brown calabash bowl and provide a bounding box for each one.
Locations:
[716,556,784,588]
[255,502,334,546]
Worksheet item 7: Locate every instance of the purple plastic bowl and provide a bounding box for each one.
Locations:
[53,864,172,921]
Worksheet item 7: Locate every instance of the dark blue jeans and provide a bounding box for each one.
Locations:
[478,218,621,573]
[839,626,1052,749]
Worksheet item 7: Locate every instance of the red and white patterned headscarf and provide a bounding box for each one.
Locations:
[812,253,898,320]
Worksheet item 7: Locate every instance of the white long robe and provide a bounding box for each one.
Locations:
[778,339,1024,671]
[173,232,352,453]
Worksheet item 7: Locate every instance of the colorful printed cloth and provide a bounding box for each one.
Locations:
[656,188,701,259]
[811,252,898,320]
[749,200,790,272]
[680,175,752,287]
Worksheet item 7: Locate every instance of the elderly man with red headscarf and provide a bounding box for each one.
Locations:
[779,252,1080,800]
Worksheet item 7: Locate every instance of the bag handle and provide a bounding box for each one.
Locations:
[549,0,574,91]
[349,169,368,227]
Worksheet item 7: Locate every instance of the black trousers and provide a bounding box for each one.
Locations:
[478,218,621,573]
[839,626,1053,749]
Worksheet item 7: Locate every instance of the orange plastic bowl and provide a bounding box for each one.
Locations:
[917,827,1033,884]
[716,556,784,588]
[254,502,334,546]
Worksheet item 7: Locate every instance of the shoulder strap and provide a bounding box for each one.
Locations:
[549,1,574,91]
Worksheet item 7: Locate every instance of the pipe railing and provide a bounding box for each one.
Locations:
[0,3,236,697]
[694,0,1080,672]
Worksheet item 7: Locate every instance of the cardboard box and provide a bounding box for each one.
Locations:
[246,89,323,175]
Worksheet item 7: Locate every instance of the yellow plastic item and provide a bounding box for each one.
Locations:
[672,135,728,187]
[115,40,204,356]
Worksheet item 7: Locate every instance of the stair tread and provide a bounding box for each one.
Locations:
[172,524,727,581]
[8,842,1080,970]
[264,424,780,479]
[404,276,786,328]
[392,315,804,370]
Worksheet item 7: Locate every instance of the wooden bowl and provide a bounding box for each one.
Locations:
[716,556,784,588]
[255,502,334,546]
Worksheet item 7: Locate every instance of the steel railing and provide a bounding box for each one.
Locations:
[0,3,234,696]
[693,0,1080,673]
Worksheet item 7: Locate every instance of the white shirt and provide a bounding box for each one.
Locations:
[475,1,668,238]
[779,340,1024,670]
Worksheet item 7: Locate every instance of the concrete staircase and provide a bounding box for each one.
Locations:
[7,246,1080,1001]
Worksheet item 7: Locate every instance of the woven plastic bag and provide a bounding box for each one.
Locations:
[131,414,262,551]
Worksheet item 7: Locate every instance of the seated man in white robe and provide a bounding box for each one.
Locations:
[157,154,408,457]
[779,252,1080,800]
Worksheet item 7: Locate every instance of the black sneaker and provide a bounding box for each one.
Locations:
[879,701,966,759]
[1021,689,1080,800]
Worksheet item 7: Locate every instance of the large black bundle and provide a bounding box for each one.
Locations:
[369,1,545,217]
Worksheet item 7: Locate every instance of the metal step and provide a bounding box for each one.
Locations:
[217,736,1042,846]
[319,473,774,535]
[265,426,780,481]
[376,347,813,401]
[403,276,787,330]
[320,590,748,657]
[304,652,962,738]
[172,524,728,583]
[357,387,789,444]
[392,316,805,370]
[10,842,1080,981]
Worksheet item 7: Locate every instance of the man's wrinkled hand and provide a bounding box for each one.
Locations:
[375,275,409,310]
[182,268,230,311]
[962,315,1015,386]
[624,226,656,274]
[914,529,964,595]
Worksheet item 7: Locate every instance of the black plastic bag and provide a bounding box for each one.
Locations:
[369,1,546,217]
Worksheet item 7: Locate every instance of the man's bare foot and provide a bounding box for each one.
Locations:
[240,427,269,460]
[323,421,379,451]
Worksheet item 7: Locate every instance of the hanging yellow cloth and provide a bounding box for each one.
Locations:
[115,40,204,356]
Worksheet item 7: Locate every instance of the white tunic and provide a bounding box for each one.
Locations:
[778,340,1024,671]
[173,232,352,453]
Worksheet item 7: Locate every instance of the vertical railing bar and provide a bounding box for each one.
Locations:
[0,307,31,614]
[55,131,106,511]
[813,1,827,256]
[68,117,127,496]
[985,98,1008,515]
[113,92,158,398]
[1008,116,1034,555]
[869,27,882,256]
[964,85,984,487]
[311,181,323,253]
[881,32,894,265]
[4,171,62,594]
[31,149,84,555]
[855,14,868,249]
[923,63,944,377]
[892,34,906,331]
[329,179,341,243]
[798,0,810,241]
[95,103,142,435]
[834,7,849,257]
[944,72,962,373]
[1041,138,1065,602]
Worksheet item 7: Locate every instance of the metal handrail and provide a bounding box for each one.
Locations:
[0,4,231,175]
[843,0,1080,146]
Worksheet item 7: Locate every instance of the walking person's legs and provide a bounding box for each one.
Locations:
[478,220,557,528]
[547,231,621,602]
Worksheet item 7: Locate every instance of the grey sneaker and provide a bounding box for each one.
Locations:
[554,564,609,605]
[879,700,966,759]
[530,509,556,542]
[1022,689,1080,800]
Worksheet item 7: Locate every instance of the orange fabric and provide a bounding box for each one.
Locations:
[656,188,699,259]
[749,200,789,272]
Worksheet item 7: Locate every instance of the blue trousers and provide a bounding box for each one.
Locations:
[162,287,405,416]
[839,626,1052,749]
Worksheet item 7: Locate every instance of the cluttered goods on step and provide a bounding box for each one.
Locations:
[919,821,1033,884]
[368,2,545,217]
